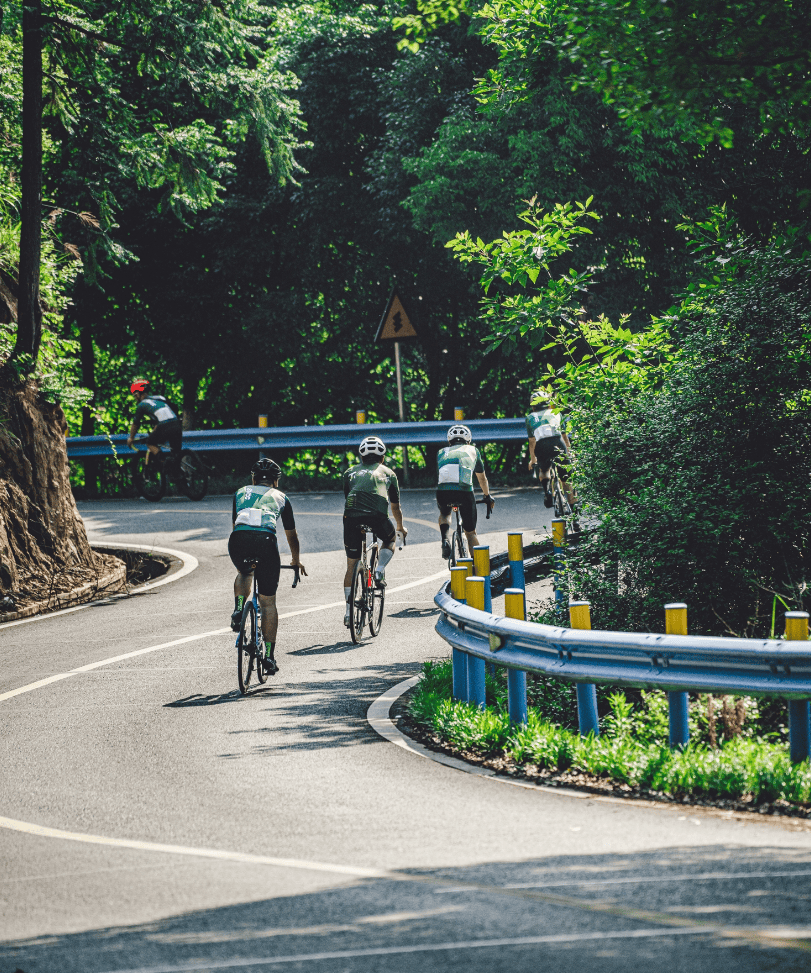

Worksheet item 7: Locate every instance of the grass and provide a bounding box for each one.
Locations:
[408,659,811,806]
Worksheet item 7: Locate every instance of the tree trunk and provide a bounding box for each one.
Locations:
[181,370,200,431]
[14,0,43,366]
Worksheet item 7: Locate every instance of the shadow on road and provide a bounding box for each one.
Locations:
[4,846,811,973]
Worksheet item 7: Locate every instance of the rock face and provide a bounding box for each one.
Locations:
[0,379,120,610]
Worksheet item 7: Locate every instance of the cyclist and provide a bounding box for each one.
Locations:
[526,388,576,509]
[228,457,307,675]
[436,424,494,560]
[342,436,407,627]
[126,380,182,466]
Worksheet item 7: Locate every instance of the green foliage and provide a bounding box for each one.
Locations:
[409,659,811,804]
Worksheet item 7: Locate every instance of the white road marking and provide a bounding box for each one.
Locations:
[0,544,199,631]
[98,927,712,972]
[0,815,388,879]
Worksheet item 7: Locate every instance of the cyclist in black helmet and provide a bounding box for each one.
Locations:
[228,457,307,675]
[342,436,406,627]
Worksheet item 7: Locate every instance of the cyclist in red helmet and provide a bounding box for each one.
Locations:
[126,379,182,465]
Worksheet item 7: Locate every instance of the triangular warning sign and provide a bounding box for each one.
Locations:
[375,289,419,342]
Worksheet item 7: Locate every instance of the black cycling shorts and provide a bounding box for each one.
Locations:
[343,513,396,559]
[436,490,477,532]
[228,530,281,596]
[147,419,183,454]
[533,435,567,472]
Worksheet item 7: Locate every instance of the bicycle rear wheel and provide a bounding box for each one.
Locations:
[552,472,572,519]
[134,456,166,502]
[178,449,208,501]
[237,601,257,694]
[255,625,268,685]
[348,558,367,644]
[368,547,385,637]
[451,527,466,567]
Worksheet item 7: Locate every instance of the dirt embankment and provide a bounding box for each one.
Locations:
[0,380,124,618]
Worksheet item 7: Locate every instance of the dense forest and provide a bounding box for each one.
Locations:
[1,0,810,633]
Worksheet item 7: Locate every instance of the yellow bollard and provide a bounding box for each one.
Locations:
[465,577,487,707]
[450,566,468,602]
[552,518,566,546]
[356,410,367,424]
[569,600,599,737]
[505,589,525,621]
[456,557,473,578]
[665,602,688,636]
[569,600,591,630]
[454,406,464,421]
[664,602,689,747]
[465,575,486,610]
[505,587,527,724]
[258,414,268,428]
[472,545,490,578]
[786,611,811,763]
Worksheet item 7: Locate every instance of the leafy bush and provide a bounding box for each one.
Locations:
[409,659,811,804]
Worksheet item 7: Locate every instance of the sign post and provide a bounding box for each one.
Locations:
[375,288,419,485]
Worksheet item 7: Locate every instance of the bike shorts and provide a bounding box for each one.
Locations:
[436,490,477,532]
[228,530,281,596]
[533,435,567,473]
[147,419,183,454]
[343,513,396,559]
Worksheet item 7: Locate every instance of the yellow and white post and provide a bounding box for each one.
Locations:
[665,602,690,749]
[786,611,811,763]
[569,600,599,737]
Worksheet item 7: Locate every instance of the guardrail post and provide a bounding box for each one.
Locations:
[508,532,525,590]
[786,611,811,763]
[457,556,473,575]
[450,566,470,702]
[473,546,492,612]
[465,576,487,709]
[505,588,528,725]
[665,602,690,749]
[552,519,566,618]
[569,600,599,737]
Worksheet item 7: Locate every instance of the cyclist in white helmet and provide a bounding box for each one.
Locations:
[436,424,494,559]
[526,387,576,509]
[342,436,407,626]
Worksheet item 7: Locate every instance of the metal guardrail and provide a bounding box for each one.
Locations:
[434,582,811,698]
[66,419,527,459]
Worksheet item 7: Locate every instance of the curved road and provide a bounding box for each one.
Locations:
[1,488,810,973]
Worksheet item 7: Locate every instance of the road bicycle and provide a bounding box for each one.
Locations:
[236,563,300,695]
[348,526,404,643]
[448,498,491,567]
[130,437,209,502]
[533,455,579,526]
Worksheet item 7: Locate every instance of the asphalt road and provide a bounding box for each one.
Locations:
[1,487,810,973]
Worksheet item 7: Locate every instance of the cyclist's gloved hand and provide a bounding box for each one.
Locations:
[484,494,495,513]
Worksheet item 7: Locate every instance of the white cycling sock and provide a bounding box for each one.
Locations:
[344,587,351,602]
[377,548,394,572]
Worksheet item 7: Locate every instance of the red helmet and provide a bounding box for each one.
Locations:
[130,380,150,394]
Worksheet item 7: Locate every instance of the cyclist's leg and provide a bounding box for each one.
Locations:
[343,516,363,625]
[144,426,164,467]
[436,491,453,559]
[255,535,281,671]
[372,515,397,586]
[458,492,480,551]
[228,532,255,631]
[535,440,558,505]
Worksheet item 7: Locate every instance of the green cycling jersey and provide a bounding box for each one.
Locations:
[526,408,562,441]
[343,462,400,518]
[436,443,484,492]
[232,485,296,534]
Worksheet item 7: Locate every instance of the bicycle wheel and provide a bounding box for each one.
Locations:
[178,449,208,501]
[134,456,166,502]
[255,617,268,685]
[368,547,385,637]
[237,600,257,694]
[552,473,572,519]
[451,527,466,567]
[348,558,367,644]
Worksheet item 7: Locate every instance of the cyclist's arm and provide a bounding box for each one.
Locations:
[390,501,406,537]
[232,494,237,527]
[527,437,536,469]
[284,529,308,576]
[126,417,141,447]
[475,471,491,495]
[561,431,573,454]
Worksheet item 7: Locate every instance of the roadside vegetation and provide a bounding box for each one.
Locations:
[408,660,811,808]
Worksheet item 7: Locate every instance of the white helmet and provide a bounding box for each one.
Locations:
[447,424,472,445]
[359,436,386,458]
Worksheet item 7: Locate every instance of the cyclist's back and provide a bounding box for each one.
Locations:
[127,380,183,457]
[436,425,493,558]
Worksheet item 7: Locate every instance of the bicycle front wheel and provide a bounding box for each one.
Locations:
[368,547,385,637]
[348,558,367,644]
[134,456,166,502]
[178,449,208,501]
[237,601,257,694]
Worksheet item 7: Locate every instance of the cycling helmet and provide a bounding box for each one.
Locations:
[447,424,472,445]
[252,457,282,481]
[358,436,386,458]
[130,380,150,394]
[529,386,551,408]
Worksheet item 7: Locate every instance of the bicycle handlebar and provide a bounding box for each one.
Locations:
[280,564,300,588]
[476,498,492,520]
